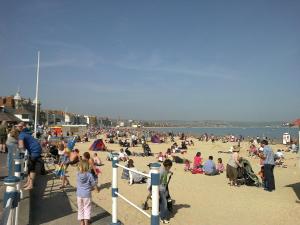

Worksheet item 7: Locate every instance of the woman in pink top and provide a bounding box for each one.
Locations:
[193,152,202,169]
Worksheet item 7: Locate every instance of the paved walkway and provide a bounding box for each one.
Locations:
[0,153,8,219]
[29,167,114,225]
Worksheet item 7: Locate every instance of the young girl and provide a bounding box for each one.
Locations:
[83,152,99,189]
[157,152,165,162]
[93,153,102,174]
[216,158,224,173]
[77,160,98,225]
[193,152,202,169]
[55,145,70,189]
[184,159,191,172]
[258,166,265,187]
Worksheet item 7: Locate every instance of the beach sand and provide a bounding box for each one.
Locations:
[66,138,300,225]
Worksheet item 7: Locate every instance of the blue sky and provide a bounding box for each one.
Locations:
[0,0,299,121]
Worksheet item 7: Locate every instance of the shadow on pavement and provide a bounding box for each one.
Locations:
[286,182,300,201]
[29,173,75,225]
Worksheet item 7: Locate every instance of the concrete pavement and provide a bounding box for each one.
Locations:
[29,168,115,225]
[0,153,8,219]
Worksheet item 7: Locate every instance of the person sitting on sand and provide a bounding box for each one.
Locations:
[165,148,173,161]
[193,152,202,169]
[216,158,224,173]
[288,143,298,153]
[248,144,257,157]
[190,140,194,146]
[118,148,129,162]
[184,159,191,172]
[127,159,147,185]
[203,156,219,176]
[274,149,286,167]
[157,152,166,162]
[181,141,187,150]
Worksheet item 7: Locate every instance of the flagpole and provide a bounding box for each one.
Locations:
[34,51,40,138]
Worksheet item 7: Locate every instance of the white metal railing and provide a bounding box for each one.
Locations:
[0,150,27,225]
[111,156,160,225]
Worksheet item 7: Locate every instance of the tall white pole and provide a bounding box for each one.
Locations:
[34,51,40,138]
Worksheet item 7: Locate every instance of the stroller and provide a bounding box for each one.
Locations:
[142,143,152,156]
[237,158,261,187]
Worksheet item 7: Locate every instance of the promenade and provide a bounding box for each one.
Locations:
[0,154,114,225]
[29,170,112,225]
[0,153,8,219]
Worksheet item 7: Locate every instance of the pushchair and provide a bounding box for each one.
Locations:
[142,143,152,156]
[237,158,261,187]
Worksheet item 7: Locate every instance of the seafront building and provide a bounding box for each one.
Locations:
[0,91,98,126]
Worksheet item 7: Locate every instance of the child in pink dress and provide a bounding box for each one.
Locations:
[193,152,202,169]
[184,160,191,171]
[216,158,224,173]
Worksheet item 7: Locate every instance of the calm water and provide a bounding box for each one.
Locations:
[151,127,299,140]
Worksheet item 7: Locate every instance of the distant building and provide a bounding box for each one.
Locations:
[0,90,41,123]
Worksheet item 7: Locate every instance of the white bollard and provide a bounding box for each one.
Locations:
[111,156,121,225]
[3,176,20,225]
[150,163,161,225]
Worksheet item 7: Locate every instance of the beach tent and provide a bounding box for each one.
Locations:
[151,135,161,143]
[89,139,106,151]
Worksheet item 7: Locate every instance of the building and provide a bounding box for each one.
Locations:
[0,90,41,124]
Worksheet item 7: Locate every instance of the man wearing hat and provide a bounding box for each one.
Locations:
[16,122,42,190]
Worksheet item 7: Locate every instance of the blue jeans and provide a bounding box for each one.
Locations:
[264,164,275,191]
[6,143,17,176]
[159,189,170,220]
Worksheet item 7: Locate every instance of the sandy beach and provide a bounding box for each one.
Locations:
[65,138,300,225]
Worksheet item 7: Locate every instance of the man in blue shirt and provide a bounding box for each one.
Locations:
[203,156,219,176]
[16,122,42,190]
[259,140,275,192]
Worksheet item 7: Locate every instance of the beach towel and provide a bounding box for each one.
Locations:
[191,168,203,174]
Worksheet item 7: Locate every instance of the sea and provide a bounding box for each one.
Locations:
[150,127,299,141]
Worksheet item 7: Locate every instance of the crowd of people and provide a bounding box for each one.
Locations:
[1,122,298,224]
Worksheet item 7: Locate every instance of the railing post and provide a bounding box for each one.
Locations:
[3,176,20,225]
[111,156,121,225]
[23,150,28,175]
[14,154,23,225]
[7,148,13,177]
[150,163,161,225]
[18,151,25,180]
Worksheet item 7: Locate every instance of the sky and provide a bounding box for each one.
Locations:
[0,0,299,121]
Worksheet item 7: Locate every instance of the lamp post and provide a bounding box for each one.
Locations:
[34,51,40,138]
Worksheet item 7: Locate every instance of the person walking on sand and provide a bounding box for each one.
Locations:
[159,159,173,224]
[259,140,275,192]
